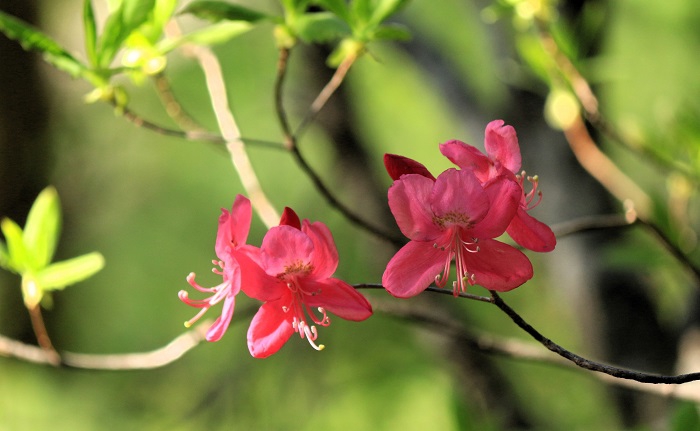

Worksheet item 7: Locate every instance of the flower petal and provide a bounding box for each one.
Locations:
[236,245,285,302]
[382,240,448,298]
[430,169,489,224]
[506,207,557,252]
[470,175,520,239]
[215,194,252,259]
[303,220,339,279]
[384,153,436,181]
[279,207,301,230]
[439,140,492,182]
[388,174,441,241]
[260,225,314,276]
[484,120,521,174]
[304,278,373,321]
[247,298,295,358]
[467,239,533,291]
[205,294,235,342]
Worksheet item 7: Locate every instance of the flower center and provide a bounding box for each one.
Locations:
[283,277,330,351]
[434,228,479,296]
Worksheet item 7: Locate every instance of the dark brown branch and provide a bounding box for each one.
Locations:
[27,305,59,365]
[489,291,700,384]
[273,48,405,247]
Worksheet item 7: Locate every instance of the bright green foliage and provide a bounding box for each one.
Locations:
[0,10,92,82]
[97,0,157,68]
[0,187,104,309]
[180,0,273,23]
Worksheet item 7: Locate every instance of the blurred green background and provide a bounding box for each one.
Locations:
[2,0,700,430]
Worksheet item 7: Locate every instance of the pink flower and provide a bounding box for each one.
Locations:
[236,208,373,358]
[178,194,252,342]
[440,120,556,252]
[382,168,533,298]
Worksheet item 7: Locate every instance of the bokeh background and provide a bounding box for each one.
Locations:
[2,0,700,429]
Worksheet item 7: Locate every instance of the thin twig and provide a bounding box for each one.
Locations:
[274,48,405,246]
[354,283,493,303]
[153,72,205,132]
[27,305,60,365]
[293,52,358,138]
[489,291,700,384]
[0,322,210,370]
[186,44,280,228]
[376,299,700,402]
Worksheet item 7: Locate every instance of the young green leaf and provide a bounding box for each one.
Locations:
[35,252,105,291]
[139,0,179,43]
[97,0,156,67]
[0,218,29,273]
[83,0,98,66]
[294,12,350,43]
[158,21,253,53]
[350,0,372,24]
[0,11,89,79]
[368,0,408,27]
[23,186,61,271]
[180,0,272,23]
[312,0,350,22]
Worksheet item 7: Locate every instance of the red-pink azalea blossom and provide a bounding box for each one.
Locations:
[178,194,252,342]
[440,120,556,252]
[236,208,373,358]
[382,168,533,298]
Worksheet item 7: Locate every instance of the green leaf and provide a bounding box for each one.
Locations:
[23,186,61,271]
[158,21,253,52]
[35,252,105,291]
[83,0,98,66]
[0,240,8,268]
[351,0,372,23]
[0,11,89,79]
[0,218,29,273]
[312,0,351,22]
[139,0,178,42]
[97,0,156,67]
[368,0,408,27]
[371,23,411,41]
[180,0,272,23]
[294,12,350,43]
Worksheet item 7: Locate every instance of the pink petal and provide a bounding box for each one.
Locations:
[247,298,295,358]
[303,220,339,279]
[382,240,448,298]
[506,207,557,252]
[439,140,492,182]
[384,153,436,181]
[304,278,373,321]
[430,169,489,224]
[467,239,533,291]
[470,175,520,239]
[260,225,314,276]
[205,294,236,342]
[215,194,252,259]
[388,174,442,241]
[236,246,286,302]
[279,207,301,230]
[484,120,521,174]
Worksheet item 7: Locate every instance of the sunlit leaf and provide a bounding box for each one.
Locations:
[0,218,28,273]
[372,23,411,41]
[312,0,351,22]
[180,0,272,23]
[368,0,409,27]
[97,0,156,67]
[0,11,89,79]
[83,0,98,66]
[23,186,61,271]
[294,12,350,43]
[157,21,253,52]
[35,252,105,291]
[140,0,179,42]
[351,0,372,23]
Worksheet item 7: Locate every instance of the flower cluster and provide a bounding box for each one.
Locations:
[382,120,555,298]
[179,195,373,358]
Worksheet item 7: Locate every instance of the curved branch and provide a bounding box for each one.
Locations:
[273,48,405,246]
[489,291,700,384]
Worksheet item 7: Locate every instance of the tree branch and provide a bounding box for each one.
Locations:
[273,48,405,246]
